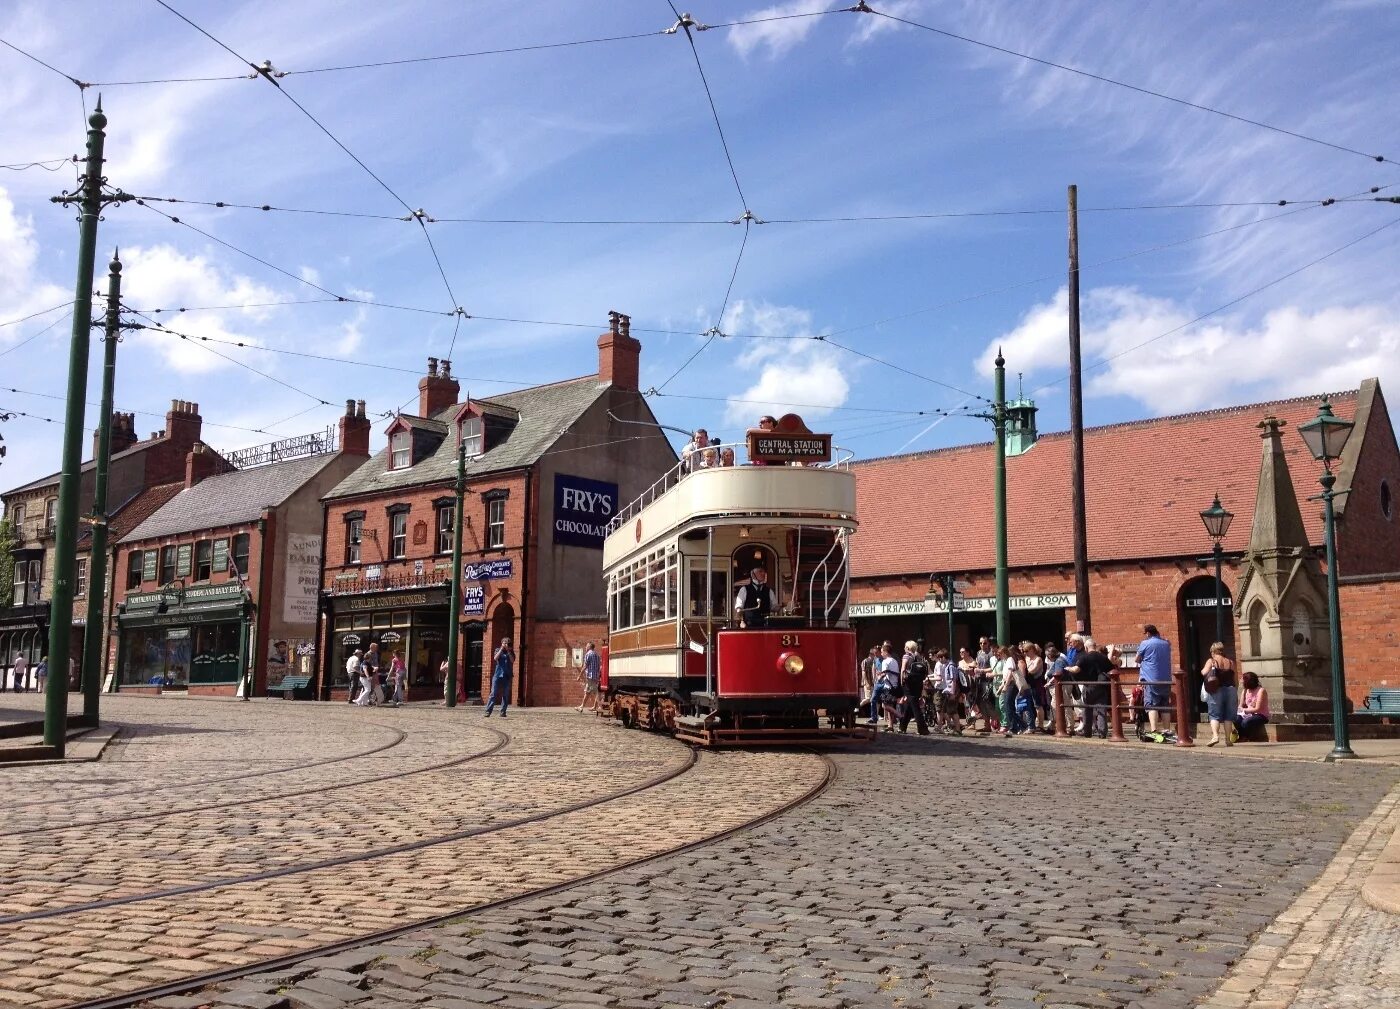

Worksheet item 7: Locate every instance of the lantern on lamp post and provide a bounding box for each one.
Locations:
[1297,398,1356,761]
[1198,494,1234,651]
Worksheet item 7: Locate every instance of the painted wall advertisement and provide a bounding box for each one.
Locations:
[552,473,618,549]
[464,559,512,581]
[282,534,323,625]
[463,585,485,616]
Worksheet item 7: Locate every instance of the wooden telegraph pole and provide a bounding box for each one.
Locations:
[1067,184,1091,635]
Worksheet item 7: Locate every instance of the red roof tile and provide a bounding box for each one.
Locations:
[851,389,1361,578]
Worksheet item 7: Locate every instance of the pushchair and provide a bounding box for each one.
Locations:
[1129,684,1149,741]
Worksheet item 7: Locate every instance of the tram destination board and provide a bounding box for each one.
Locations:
[748,431,832,464]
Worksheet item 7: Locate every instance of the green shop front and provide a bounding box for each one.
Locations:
[117,582,250,689]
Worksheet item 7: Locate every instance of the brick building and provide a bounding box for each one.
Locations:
[112,405,370,695]
[0,401,212,684]
[317,313,675,706]
[848,379,1399,709]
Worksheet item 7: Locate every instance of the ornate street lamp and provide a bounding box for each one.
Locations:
[1198,495,1234,650]
[1298,398,1356,760]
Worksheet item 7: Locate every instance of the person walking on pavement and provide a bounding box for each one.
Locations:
[34,655,47,694]
[1202,642,1238,746]
[388,651,406,707]
[1137,624,1173,735]
[10,653,27,693]
[484,637,515,717]
[345,649,363,704]
[897,641,930,735]
[577,641,601,712]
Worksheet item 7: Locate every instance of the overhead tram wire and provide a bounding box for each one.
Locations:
[0,38,87,88]
[152,1,466,355]
[860,4,1394,169]
[0,310,74,361]
[2,158,73,173]
[117,189,1392,225]
[1031,215,1400,398]
[651,389,977,419]
[0,302,74,330]
[0,385,277,436]
[126,307,334,407]
[0,405,59,424]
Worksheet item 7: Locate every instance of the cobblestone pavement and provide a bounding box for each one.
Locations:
[0,696,828,1008]
[1203,778,1400,1009]
[116,731,1400,1009]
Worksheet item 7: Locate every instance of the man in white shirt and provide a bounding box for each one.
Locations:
[733,567,778,629]
[681,429,710,474]
[345,650,362,705]
[10,653,27,693]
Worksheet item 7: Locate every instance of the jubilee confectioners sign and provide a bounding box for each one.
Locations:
[849,593,1077,618]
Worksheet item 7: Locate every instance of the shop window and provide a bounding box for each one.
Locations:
[461,416,483,457]
[372,612,392,629]
[126,550,143,591]
[232,533,250,578]
[75,558,87,597]
[436,506,453,554]
[346,519,363,564]
[334,615,352,632]
[486,498,505,549]
[390,512,407,558]
[195,540,212,581]
[390,431,411,470]
[391,610,411,627]
[160,545,177,585]
[352,615,371,631]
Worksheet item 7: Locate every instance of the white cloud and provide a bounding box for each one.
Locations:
[846,0,926,47]
[980,285,1400,413]
[726,1,823,60]
[0,186,69,340]
[720,300,851,424]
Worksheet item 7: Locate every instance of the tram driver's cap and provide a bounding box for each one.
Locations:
[751,567,767,578]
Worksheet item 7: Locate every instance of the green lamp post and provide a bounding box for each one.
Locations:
[1198,494,1234,651]
[1297,398,1356,761]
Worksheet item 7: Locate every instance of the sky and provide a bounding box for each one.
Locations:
[1,0,1398,496]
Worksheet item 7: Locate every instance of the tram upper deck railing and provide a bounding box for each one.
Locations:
[607,448,856,538]
[603,456,858,569]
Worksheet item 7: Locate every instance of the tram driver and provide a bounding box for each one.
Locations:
[734,566,778,629]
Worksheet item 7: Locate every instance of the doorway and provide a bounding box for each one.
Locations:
[464,626,484,701]
[1179,575,1235,721]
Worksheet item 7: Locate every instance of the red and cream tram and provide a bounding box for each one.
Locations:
[601,416,871,745]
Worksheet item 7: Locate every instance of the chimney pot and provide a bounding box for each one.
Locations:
[355,399,365,418]
[427,356,439,378]
[619,313,631,339]
[441,360,451,379]
[345,398,355,417]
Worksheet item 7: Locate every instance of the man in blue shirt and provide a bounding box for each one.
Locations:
[1137,624,1173,735]
[577,641,602,713]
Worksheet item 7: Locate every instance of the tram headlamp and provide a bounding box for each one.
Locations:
[779,651,804,676]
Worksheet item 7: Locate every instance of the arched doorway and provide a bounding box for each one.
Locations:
[1179,575,1236,721]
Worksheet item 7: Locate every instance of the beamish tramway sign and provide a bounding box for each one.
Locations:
[849,593,1077,618]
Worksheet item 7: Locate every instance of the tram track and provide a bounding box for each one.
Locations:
[8,706,411,811]
[64,749,838,1009]
[0,723,508,837]
[0,731,698,926]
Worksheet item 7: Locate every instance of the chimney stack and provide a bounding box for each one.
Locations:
[165,398,203,452]
[418,357,460,417]
[598,310,641,390]
[184,442,222,488]
[92,411,139,462]
[339,397,371,456]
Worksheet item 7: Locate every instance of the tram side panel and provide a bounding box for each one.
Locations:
[715,629,857,702]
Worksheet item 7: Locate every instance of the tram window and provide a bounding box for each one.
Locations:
[665,555,679,620]
[687,565,728,620]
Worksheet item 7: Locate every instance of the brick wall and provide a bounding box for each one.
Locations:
[1338,389,1400,577]
[528,618,607,707]
[1338,577,1400,704]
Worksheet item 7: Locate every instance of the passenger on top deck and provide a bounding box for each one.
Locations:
[749,415,777,466]
[681,428,709,473]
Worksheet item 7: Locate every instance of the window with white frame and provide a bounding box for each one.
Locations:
[486,497,505,549]
[346,519,363,564]
[461,416,483,457]
[390,511,407,558]
[390,431,411,470]
[9,504,23,531]
[44,498,56,535]
[14,558,40,606]
[436,506,453,554]
[75,558,88,596]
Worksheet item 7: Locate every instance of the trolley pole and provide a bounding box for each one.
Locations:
[79,251,123,726]
[444,436,467,707]
[42,100,109,754]
[992,350,1010,644]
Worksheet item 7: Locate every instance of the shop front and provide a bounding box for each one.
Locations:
[326,586,451,700]
[116,582,250,690]
[849,592,1075,654]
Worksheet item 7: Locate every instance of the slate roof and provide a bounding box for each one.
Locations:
[78,481,185,551]
[4,434,167,497]
[394,414,448,434]
[850,387,1368,579]
[122,454,341,542]
[325,377,607,501]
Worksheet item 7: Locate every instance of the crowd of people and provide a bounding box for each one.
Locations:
[858,624,1271,744]
[344,642,408,707]
[1,653,49,693]
[681,415,791,473]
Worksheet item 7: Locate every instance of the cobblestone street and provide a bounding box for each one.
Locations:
[0,696,1397,1009]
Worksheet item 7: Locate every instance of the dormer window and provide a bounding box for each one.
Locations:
[462,416,483,457]
[390,431,411,470]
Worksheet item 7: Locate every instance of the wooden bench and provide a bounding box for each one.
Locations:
[1360,688,1400,716]
[278,675,312,700]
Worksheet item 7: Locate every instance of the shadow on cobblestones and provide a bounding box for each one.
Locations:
[177,735,1400,1009]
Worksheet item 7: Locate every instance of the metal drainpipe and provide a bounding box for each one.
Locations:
[518,468,533,705]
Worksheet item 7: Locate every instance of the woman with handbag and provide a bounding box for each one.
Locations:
[1201,642,1238,746]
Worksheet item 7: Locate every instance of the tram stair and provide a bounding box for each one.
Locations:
[789,530,848,625]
